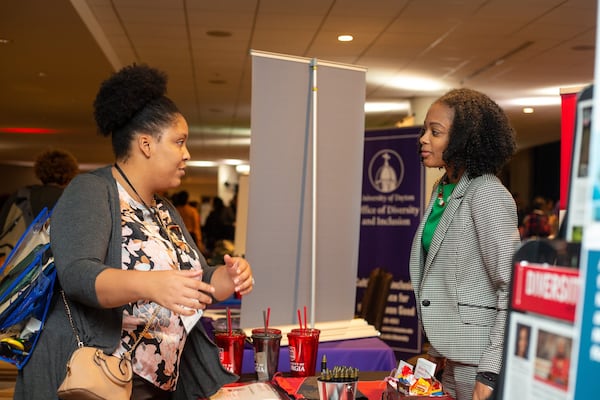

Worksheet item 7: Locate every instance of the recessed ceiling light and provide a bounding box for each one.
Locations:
[0,38,10,44]
[337,34,353,42]
[523,107,534,114]
[206,30,232,38]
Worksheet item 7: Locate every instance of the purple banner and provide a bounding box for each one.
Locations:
[356,127,425,359]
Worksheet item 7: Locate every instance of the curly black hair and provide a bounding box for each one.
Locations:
[434,88,516,179]
[93,63,180,159]
[33,149,79,186]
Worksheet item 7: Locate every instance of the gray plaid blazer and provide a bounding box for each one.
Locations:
[409,173,521,374]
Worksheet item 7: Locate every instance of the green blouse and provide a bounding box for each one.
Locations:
[422,182,456,253]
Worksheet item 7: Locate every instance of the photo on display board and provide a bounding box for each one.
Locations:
[534,330,572,391]
[514,323,532,360]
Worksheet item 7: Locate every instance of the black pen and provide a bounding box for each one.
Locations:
[321,354,327,372]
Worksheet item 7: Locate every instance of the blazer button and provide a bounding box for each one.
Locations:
[422,299,430,307]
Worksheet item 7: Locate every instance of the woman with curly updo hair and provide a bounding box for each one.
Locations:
[409,88,521,400]
[0,149,78,263]
[33,149,79,187]
[15,64,254,399]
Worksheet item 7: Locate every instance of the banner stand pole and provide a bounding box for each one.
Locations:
[310,58,318,329]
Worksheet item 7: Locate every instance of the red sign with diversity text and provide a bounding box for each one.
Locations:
[512,262,580,322]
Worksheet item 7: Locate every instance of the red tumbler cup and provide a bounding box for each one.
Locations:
[214,329,246,377]
[287,328,320,377]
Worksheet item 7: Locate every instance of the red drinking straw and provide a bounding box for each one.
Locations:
[266,307,271,329]
[297,309,303,330]
[227,307,232,336]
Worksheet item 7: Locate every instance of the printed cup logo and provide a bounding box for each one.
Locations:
[218,347,234,372]
[291,362,305,372]
[289,344,305,371]
[255,362,266,373]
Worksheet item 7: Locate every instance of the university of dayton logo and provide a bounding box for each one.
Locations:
[368,149,404,193]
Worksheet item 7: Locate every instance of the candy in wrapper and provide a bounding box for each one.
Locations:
[411,377,432,395]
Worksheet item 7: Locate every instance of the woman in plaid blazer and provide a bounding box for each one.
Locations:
[409,88,521,400]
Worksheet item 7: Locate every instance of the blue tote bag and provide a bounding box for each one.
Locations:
[0,208,56,369]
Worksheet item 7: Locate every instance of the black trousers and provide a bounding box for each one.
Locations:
[131,375,172,400]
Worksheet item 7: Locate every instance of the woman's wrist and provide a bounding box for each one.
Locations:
[475,371,498,390]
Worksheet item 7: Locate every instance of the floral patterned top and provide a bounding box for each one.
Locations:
[113,184,203,391]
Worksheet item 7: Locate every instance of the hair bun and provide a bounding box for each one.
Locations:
[93,63,168,136]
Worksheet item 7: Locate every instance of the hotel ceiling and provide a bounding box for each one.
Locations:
[0,0,595,182]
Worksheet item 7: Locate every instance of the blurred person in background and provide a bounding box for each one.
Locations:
[0,148,79,263]
[173,190,207,256]
[520,196,552,239]
[203,196,235,257]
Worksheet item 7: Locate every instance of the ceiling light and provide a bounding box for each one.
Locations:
[236,164,250,175]
[388,76,446,92]
[222,159,244,166]
[187,161,218,167]
[0,127,58,134]
[365,101,411,113]
[506,97,561,107]
[523,107,534,114]
[337,34,353,42]
[0,38,10,44]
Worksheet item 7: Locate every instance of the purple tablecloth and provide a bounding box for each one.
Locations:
[241,336,397,375]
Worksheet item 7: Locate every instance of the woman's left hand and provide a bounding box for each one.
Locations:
[473,381,493,400]
[223,254,254,296]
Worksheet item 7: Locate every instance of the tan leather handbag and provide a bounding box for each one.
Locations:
[57,346,133,400]
[57,290,157,400]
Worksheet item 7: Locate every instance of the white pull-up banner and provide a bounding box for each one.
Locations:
[241,50,366,332]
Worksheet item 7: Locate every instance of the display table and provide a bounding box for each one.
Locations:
[241,336,397,375]
[213,371,453,400]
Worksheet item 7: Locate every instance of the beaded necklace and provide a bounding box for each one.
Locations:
[436,178,455,208]
[437,179,447,207]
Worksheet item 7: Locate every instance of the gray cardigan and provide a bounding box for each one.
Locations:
[15,166,236,399]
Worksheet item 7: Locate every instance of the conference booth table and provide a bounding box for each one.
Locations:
[241,335,397,374]
[203,301,398,374]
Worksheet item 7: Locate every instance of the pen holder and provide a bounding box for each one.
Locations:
[317,380,357,400]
